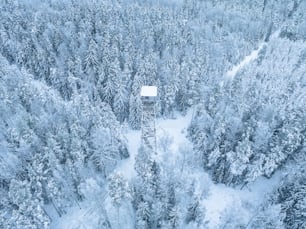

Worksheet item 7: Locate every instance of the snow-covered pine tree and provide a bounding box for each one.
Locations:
[136,200,151,229]
[128,72,143,129]
[108,172,129,228]
[8,179,50,229]
[113,66,129,123]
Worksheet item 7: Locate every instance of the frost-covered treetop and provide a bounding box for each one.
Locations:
[140,86,157,97]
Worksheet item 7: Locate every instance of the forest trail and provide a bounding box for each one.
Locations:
[226,30,281,79]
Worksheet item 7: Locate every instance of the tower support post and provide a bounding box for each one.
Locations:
[140,86,157,154]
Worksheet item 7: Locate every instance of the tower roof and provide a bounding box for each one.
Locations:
[141,86,157,97]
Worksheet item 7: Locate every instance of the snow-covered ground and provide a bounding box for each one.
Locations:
[53,108,282,228]
[115,129,141,180]
[202,172,282,227]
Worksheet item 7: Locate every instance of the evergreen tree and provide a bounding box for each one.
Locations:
[113,67,129,123]
[226,133,253,179]
[8,179,50,229]
[128,91,143,130]
[108,173,129,228]
[247,205,285,229]
[186,195,204,226]
[136,201,151,229]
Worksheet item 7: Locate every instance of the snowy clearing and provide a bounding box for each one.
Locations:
[53,108,282,229]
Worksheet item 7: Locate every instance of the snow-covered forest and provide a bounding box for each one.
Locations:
[0,0,305,228]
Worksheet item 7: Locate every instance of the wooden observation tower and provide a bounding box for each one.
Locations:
[140,86,157,154]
